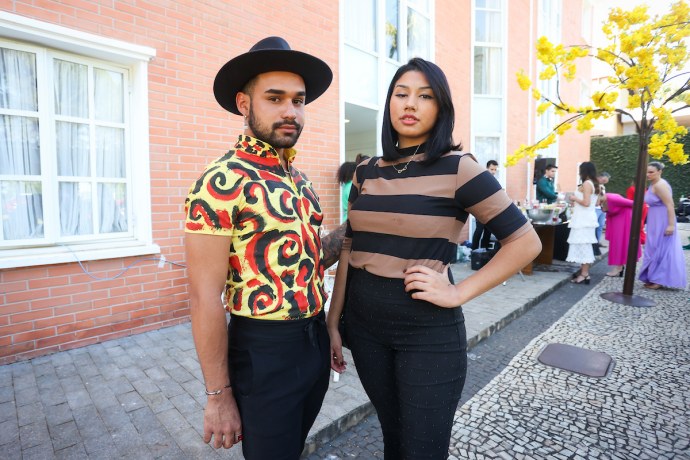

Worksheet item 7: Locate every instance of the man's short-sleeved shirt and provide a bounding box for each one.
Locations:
[184,135,326,320]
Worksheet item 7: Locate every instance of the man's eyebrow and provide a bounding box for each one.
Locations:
[264,89,307,97]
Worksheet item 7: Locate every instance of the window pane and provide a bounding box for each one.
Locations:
[54,59,88,118]
[0,48,38,111]
[345,0,377,52]
[56,121,90,176]
[59,182,93,236]
[385,0,400,60]
[95,68,124,123]
[343,47,378,105]
[474,47,503,95]
[477,0,501,8]
[407,8,430,59]
[98,183,127,233]
[1,115,40,175]
[407,0,430,11]
[1,181,43,240]
[475,136,500,168]
[96,127,125,178]
[475,10,501,42]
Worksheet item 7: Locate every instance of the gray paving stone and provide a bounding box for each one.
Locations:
[17,402,43,427]
[156,407,190,434]
[131,378,160,395]
[21,442,54,460]
[0,385,13,404]
[48,420,80,451]
[157,379,186,398]
[70,406,105,438]
[166,364,195,384]
[0,400,16,423]
[54,441,88,460]
[99,404,131,432]
[19,420,51,450]
[82,436,119,458]
[129,406,164,434]
[169,392,202,415]
[0,418,19,444]
[108,376,135,395]
[117,390,147,413]
[44,402,72,427]
[14,386,39,408]
[142,390,175,414]
[65,388,93,411]
[121,365,147,382]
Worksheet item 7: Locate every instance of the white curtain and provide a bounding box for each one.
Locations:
[0,48,43,240]
[55,59,92,237]
[345,0,377,52]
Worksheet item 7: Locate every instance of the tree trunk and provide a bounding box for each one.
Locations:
[623,125,650,295]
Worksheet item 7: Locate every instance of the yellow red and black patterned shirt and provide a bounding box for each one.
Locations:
[184,135,326,320]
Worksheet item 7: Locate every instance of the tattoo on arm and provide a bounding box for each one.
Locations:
[322,223,346,269]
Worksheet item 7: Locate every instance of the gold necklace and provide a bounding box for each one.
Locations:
[392,144,421,174]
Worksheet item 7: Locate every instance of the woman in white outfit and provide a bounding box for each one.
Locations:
[567,161,599,284]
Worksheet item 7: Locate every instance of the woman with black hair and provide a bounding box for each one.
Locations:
[566,161,600,284]
[336,161,357,221]
[326,58,541,459]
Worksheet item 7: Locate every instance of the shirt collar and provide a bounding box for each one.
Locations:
[235,135,297,164]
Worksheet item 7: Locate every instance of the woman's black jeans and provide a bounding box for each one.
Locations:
[345,268,467,460]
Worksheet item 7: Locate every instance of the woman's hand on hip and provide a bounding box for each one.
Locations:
[403,265,460,308]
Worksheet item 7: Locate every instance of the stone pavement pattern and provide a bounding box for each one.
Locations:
[450,250,690,460]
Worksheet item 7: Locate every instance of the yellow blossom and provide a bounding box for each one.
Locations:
[555,123,572,135]
[517,70,531,90]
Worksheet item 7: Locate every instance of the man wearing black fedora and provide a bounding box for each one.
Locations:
[184,36,339,459]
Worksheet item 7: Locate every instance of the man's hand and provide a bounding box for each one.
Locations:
[203,390,243,449]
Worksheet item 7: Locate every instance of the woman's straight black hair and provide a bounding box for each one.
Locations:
[381,57,462,163]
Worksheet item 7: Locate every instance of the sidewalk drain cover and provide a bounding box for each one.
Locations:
[537,343,614,378]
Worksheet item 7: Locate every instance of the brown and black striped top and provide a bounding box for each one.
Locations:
[343,152,531,279]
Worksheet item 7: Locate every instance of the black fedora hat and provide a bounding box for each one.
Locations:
[213,36,333,115]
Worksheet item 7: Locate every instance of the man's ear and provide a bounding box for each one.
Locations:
[236,92,249,117]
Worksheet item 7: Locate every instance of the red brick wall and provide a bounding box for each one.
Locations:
[0,0,340,364]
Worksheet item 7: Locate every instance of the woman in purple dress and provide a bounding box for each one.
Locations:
[638,161,687,290]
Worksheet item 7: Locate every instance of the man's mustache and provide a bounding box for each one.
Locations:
[272,121,302,131]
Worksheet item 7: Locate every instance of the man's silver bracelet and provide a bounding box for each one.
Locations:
[205,383,231,396]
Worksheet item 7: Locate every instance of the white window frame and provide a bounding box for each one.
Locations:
[0,12,157,269]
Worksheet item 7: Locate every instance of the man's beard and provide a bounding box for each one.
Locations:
[247,107,303,149]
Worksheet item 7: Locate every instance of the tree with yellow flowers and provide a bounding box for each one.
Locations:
[513,1,690,304]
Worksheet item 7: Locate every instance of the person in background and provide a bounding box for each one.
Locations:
[603,193,641,277]
[326,57,541,459]
[337,161,357,221]
[566,162,599,284]
[536,164,558,204]
[184,36,343,459]
[626,178,648,245]
[595,171,610,247]
[638,162,687,290]
[472,159,499,250]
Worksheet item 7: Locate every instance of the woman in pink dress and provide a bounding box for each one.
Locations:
[638,162,687,290]
[603,193,641,277]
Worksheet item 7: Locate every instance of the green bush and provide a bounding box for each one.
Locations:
[590,133,690,204]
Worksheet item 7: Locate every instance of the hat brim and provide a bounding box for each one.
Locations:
[213,49,333,115]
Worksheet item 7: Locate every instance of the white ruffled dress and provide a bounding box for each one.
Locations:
[566,180,598,264]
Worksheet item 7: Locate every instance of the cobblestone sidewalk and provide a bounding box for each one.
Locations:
[450,250,690,459]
